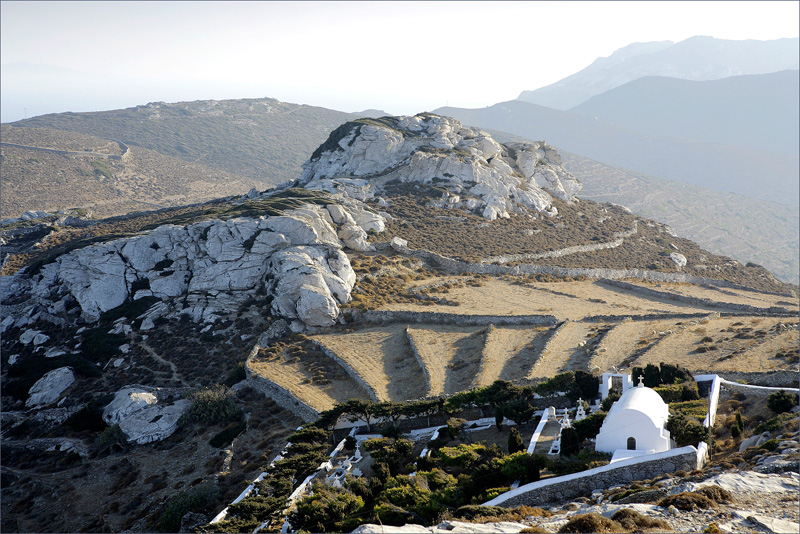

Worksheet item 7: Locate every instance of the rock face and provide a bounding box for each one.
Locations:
[24,203,381,328]
[298,114,582,220]
[103,387,191,444]
[26,367,75,408]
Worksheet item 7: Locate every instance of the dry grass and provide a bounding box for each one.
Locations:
[475,325,551,386]
[249,337,372,412]
[406,326,487,396]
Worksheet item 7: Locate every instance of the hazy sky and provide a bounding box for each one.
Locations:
[2,1,798,121]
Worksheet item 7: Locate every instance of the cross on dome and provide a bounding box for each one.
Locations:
[637,375,645,387]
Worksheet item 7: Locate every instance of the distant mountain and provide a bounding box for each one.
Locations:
[519,36,800,110]
[10,97,357,188]
[434,99,799,207]
[569,70,799,156]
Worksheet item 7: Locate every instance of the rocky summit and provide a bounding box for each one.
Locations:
[298,114,582,220]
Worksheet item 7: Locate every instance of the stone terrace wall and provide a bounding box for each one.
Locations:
[391,245,795,298]
[599,279,791,315]
[485,446,698,508]
[246,373,319,423]
[481,221,639,265]
[360,310,558,326]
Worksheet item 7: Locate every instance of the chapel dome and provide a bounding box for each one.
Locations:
[607,384,669,428]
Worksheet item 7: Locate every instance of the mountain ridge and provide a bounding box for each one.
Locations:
[518,36,800,109]
[569,70,799,156]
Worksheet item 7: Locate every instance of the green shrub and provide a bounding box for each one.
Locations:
[666,413,708,447]
[601,393,620,412]
[572,412,606,442]
[767,390,799,414]
[755,412,796,434]
[181,385,242,426]
[159,481,219,532]
[760,439,780,451]
[209,421,247,448]
[536,372,574,396]
[559,427,580,457]
[439,443,484,469]
[374,502,423,527]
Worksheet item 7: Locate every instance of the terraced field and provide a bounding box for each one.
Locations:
[309,325,428,402]
[248,275,799,418]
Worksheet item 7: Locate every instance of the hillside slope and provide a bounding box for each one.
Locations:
[519,36,800,109]
[434,100,799,207]
[1,114,797,533]
[9,97,356,187]
[484,128,799,284]
[1,125,262,219]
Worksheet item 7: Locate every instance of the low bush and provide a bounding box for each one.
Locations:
[610,508,672,531]
[760,439,780,451]
[767,390,799,414]
[209,421,247,448]
[558,512,626,533]
[181,385,243,426]
[159,481,219,532]
[658,491,717,511]
[695,486,733,504]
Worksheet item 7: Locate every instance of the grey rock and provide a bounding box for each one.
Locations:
[26,367,75,408]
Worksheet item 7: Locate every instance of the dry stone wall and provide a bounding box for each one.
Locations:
[393,245,796,297]
[359,310,557,326]
[246,372,319,423]
[599,279,790,315]
[481,221,638,264]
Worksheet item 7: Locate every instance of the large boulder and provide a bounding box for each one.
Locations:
[117,399,191,445]
[26,367,75,408]
[103,387,190,444]
[103,388,159,425]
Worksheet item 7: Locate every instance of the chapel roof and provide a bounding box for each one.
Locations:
[606,383,669,427]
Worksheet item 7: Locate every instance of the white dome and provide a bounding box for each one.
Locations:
[606,384,669,429]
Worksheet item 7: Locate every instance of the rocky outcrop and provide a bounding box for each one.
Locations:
[103,387,190,444]
[26,367,75,408]
[22,202,384,328]
[298,114,581,220]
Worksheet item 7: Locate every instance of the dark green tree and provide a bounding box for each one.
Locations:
[503,400,535,425]
[340,399,378,432]
[508,427,525,454]
[567,370,600,402]
[666,413,709,447]
[495,406,504,431]
[559,427,580,457]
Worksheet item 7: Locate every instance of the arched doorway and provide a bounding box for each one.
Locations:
[627,437,636,450]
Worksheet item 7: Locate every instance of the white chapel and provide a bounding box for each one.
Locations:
[594,377,673,459]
